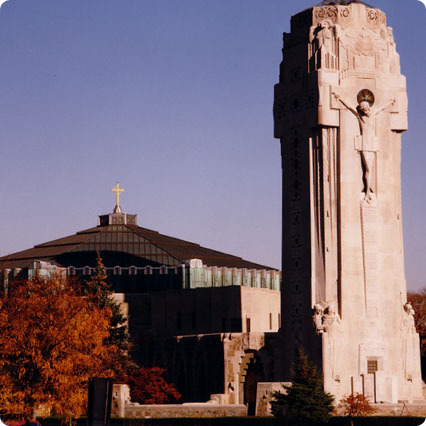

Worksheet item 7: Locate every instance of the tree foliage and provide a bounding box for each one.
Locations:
[118,367,181,404]
[0,275,118,421]
[85,254,130,350]
[407,289,426,355]
[84,254,132,375]
[271,347,334,424]
[336,392,376,417]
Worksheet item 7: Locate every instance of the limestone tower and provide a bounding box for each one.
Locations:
[273,0,423,403]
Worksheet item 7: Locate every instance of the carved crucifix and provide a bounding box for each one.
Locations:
[332,90,395,202]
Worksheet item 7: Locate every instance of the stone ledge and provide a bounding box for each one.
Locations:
[371,403,426,417]
[117,404,247,418]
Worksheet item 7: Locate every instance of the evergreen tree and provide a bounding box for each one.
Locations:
[271,346,334,425]
[85,254,132,372]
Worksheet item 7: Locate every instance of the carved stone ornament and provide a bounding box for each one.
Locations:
[366,8,385,29]
[355,31,374,56]
[345,24,394,57]
[340,7,350,18]
[315,6,339,23]
[367,9,378,23]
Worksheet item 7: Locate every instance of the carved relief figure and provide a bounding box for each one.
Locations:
[318,20,334,52]
[313,304,325,335]
[322,303,340,382]
[401,302,416,334]
[376,27,390,71]
[332,91,395,201]
[356,30,374,56]
[386,28,396,55]
[313,303,340,335]
[337,25,400,73]
[400,303,420,379]
[310,20,340,70]
[322,303,340,333]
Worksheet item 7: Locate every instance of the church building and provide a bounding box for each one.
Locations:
[0,183,281,411]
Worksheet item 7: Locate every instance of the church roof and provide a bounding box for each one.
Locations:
[1,184,277,273]
[0,222,275,271]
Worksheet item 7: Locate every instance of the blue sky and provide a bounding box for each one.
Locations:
[0,0,425,291]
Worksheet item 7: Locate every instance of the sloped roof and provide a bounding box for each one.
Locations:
[0,223,275,271]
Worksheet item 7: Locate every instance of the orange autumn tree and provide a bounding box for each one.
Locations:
[336,392,376,416]
[0,274,118,421]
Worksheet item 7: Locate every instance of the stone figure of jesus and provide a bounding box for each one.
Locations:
[332,92,395,202]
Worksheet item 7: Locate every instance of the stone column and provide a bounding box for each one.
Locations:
[274,1,423,403]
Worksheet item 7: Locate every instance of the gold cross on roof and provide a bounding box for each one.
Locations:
[112,182,124,211]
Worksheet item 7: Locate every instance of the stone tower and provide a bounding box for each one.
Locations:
[273,0,423,403]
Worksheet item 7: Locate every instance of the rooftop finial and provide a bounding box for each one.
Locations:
[112,182,124,214]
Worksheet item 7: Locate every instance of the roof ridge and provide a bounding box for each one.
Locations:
[130,225,202,247]
[35,228,97,248]
[125,224,182,263]
[126,225,261,266]
[0,223,277,271]
[128,225,269,264]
